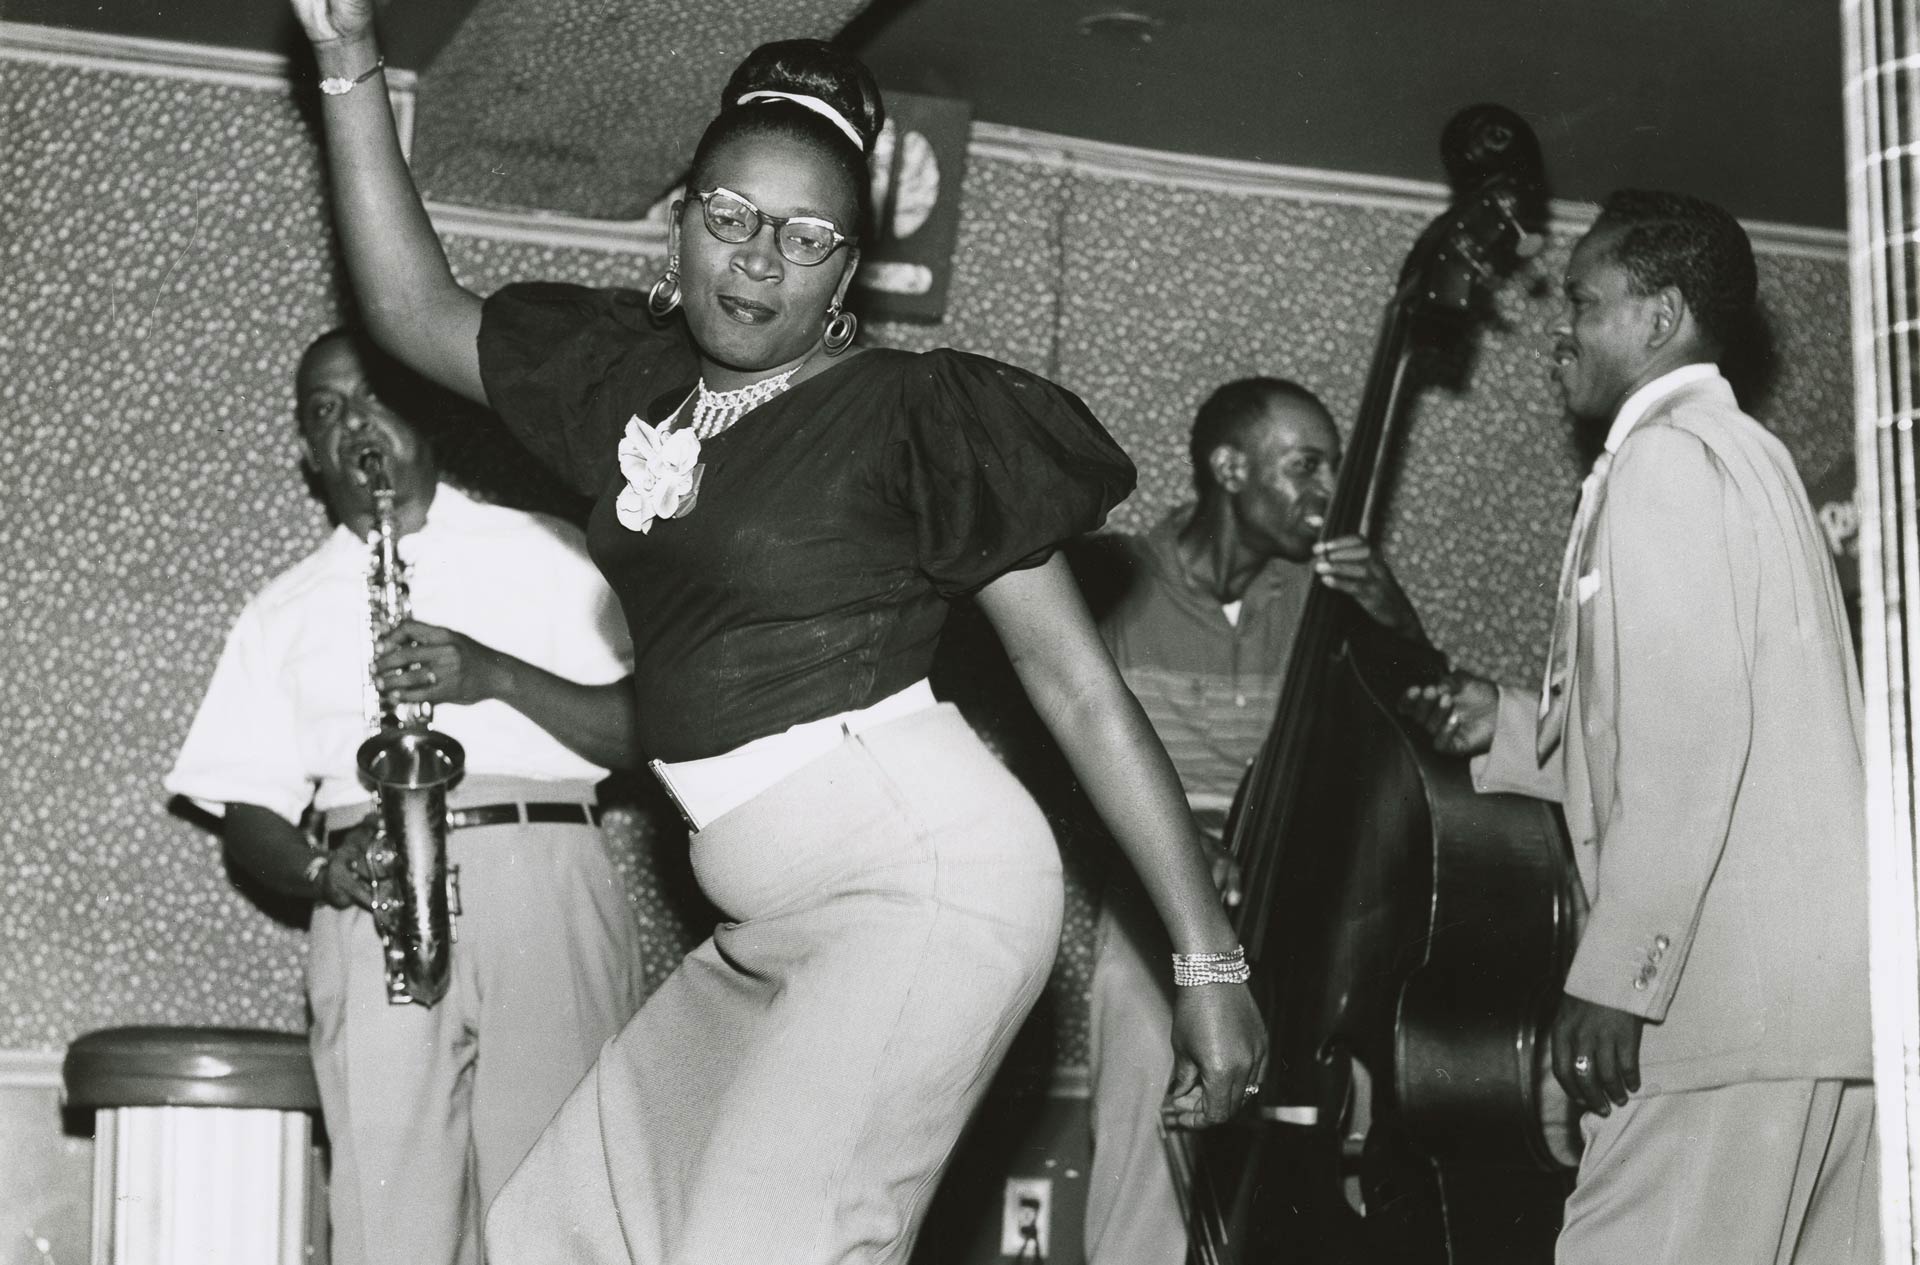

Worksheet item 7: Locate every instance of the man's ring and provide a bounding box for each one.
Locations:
[1572,1055,1593,1075]
[424,668,437,686]
[1243,1084,1260,1098]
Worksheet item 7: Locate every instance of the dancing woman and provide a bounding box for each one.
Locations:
[291,3,1265,1260]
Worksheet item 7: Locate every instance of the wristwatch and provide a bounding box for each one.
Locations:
[318,57,385,97]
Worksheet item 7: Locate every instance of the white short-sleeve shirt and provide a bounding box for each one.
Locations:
[166,483,634,824]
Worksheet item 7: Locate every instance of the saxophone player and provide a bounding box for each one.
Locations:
[166,329,645,1265]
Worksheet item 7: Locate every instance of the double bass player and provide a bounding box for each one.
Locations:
[1084,377,1424,1265]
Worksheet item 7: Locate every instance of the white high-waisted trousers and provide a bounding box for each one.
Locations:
[485,704,1065,1264]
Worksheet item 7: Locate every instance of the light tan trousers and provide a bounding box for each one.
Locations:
[1084,876,1187,1265]
[309,805,642,1265]
[484,705,1065,1265]
[1559,1078,1879,1265]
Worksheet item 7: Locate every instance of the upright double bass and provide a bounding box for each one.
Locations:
[1174,105,1579,1264]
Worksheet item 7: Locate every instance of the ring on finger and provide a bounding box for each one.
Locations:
[424,668,438,686]
[1572,1055,1593,1075]
[1243,1084,1260,1099]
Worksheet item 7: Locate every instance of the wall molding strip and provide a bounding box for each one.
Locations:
[0,1048,67,1092]
[427,200,670,254]
[973,122,1461,216]
[973,122,1847,262]
[0,20,417,96]
[0,19,1845,259]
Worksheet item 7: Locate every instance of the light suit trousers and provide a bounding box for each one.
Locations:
[1559,1078,1879,1265]
[309,800,641,1265]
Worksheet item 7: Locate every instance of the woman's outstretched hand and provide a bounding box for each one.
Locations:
[1164,982,1268,1129]
[290,0,376,45]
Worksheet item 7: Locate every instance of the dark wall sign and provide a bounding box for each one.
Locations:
[854,90,974,323]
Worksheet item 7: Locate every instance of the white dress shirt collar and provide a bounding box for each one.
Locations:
[319,480,482,563]
[1604,362,1722,456]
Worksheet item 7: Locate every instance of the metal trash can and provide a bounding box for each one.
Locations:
[63,1027,325,1265]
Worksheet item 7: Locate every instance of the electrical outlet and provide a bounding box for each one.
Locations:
[999,1176,1052,1257]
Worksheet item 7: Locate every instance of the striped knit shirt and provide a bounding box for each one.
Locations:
[1097,506,1312,822]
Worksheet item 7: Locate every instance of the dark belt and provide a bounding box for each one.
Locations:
[328,801,602,849]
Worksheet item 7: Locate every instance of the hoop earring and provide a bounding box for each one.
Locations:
[647,262,681,317]
[823,303,858,356]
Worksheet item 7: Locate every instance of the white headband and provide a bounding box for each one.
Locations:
[735,90,865,152]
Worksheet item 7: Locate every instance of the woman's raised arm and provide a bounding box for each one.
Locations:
[292,0,485,402]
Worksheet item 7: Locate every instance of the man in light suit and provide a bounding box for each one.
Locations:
[1403,190,1877,1263]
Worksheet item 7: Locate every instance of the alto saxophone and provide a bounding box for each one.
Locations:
[356,449,465,1007]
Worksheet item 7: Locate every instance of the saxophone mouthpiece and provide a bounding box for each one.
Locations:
[355,447,395,496]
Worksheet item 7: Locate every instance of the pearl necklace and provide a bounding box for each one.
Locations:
[688,367,801,440]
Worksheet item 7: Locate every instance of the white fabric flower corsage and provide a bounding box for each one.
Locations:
[615,415,706,533]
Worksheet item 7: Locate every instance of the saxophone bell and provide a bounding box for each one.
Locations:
[358,728,465,1007]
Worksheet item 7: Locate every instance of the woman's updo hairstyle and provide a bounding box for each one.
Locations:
[686,39,886,242]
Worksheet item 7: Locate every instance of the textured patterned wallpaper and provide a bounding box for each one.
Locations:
[0,58,1853,1078]
[1,63,340,1046]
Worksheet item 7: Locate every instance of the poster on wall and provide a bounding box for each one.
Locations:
[853,91,973,323]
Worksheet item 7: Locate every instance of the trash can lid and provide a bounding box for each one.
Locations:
[63,1027,319,1111]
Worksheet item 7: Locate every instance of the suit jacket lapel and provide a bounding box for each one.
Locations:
[1538,454,1612,761]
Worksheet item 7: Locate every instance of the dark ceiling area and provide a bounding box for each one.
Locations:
[4,0,1846,229]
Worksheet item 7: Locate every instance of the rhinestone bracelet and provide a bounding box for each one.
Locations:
[1172,945,1251,987]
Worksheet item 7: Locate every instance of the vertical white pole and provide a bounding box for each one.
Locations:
[1843,0,1920,1258]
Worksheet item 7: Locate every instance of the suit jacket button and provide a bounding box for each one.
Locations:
[1654,934,1670,953]
[1634,976,1648,991]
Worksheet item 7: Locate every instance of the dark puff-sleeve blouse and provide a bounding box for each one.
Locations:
[478,281,1137,763]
